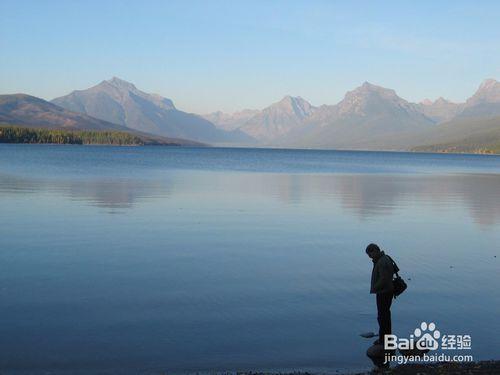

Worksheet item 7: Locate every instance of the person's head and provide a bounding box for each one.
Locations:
[365,243,381,260]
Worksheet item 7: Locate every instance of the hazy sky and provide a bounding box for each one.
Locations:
[1,0,499,113]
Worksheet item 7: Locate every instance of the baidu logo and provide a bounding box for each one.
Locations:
[385,321,471,352]
[414,321,441,350]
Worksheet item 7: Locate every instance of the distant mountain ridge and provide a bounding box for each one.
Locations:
[285,82,435,149]
[457,78,500,119]
[205,78,500,151]
[417,97,464,123]
[239,96,316,142]
[204,96,316,142]
[52,77,252,144]
[203,109,259,131]
[0,94,203,146]
[0,94,127,131]
[306,82,433,127]
[411,115,500,154]
[208,82,436,147]
[2,77,499,152]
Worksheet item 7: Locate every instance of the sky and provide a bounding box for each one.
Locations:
[1,0,499,113]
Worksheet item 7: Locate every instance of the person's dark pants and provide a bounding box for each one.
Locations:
[376,292,393,345]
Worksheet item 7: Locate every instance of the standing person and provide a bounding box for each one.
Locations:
[366,243,394,346]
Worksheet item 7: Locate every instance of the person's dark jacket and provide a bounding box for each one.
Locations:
[370,251,394,294]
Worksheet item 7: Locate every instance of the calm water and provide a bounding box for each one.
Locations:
[0,145,499,374]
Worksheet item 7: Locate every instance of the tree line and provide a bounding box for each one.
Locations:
[0,125,146,145]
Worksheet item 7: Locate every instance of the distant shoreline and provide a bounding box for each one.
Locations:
[1,125,499,155]
[1,139,499,156]
[411,145,500,155]
[254,145,500,156]
[0,124,202,147]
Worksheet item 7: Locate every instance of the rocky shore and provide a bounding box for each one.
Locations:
[356,360,500,374]
[239,361,500,375]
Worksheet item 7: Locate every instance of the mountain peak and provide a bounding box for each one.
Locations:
[467,78,500,105]
[479,78,499,91]
[94,77,175,110]
[50,79,242,143]
[417,96,463,122]
[361,81,375,88]
[345,82,399,104]
[104,77,137,91]
[278,95,302,104]
[420,97,457,107]
[435,97,451,104]
[353,81,396,96]
[459,78,500,118]
[108,76,130,84]
[237,96,315,141]
[359,81,389,91]
[333,81,430,121]
[272,95,314,118]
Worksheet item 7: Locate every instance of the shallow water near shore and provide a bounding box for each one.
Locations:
[0,145,499,374]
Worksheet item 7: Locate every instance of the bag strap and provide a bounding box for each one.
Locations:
[386,255,400,277]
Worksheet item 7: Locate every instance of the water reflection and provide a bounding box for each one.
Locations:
[1,148,499,373]
[0,174,172,211]
[1,172,499,227]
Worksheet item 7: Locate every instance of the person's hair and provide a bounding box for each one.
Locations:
[365,243,380,254]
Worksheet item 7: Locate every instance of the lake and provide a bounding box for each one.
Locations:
[0,145,499,374]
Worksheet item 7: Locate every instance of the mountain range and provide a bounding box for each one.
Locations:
[0,94,204,146]
[51,77,251,144]
[1,77,499,152]
[0,93,127,131]
[204,78,500,152]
